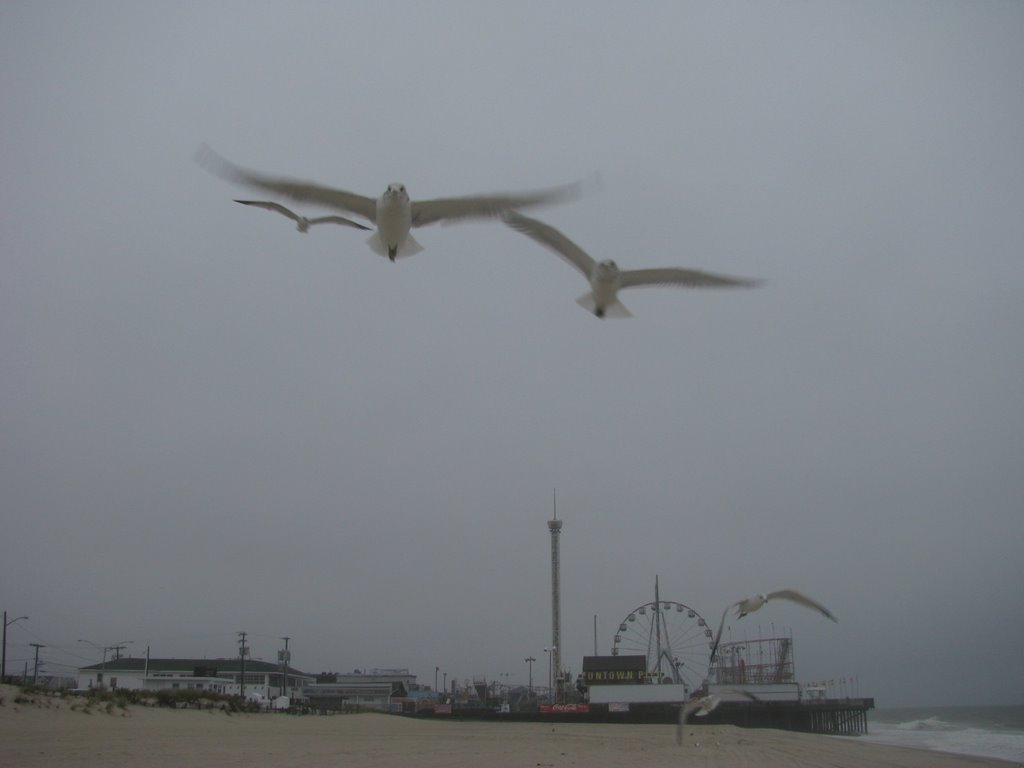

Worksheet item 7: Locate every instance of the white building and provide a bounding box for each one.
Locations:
[76,657,314,699]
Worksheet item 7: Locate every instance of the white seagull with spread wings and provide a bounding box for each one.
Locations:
[234,200,371,233]
[197,145,586,261]
[501,210,762,317]
[709,589,838,663]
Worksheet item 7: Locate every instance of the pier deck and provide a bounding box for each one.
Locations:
[411,698,876,736]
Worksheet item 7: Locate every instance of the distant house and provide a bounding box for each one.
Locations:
[76,657,315,699]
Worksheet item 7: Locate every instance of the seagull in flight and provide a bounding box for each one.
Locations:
[501,211,762,318]
[197,145,586,261]
[234,200,371,233]
[677,689,759,744]
[709,589,838,663]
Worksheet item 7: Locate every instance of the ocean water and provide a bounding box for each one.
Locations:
[860,706,1024,763]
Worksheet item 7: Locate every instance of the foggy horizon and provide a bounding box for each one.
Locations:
[3,1,1022,710]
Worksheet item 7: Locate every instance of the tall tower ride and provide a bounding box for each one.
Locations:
[548,491,563,699]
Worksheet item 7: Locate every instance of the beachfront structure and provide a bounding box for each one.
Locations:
[573,650,869,734]
[710,635,795,686]
[608,578,714,694]
[302,669,416,712]
[76,657,315,699]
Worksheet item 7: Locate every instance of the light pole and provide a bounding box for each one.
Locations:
[78,639,108,689]
[435,666,439,694]
[524,656,535,696]
[443,671,447,695]
[279,637,290,698]
[2,612,28,681]
[544,646,557,703]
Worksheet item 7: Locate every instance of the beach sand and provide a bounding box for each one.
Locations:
[1,686,1017,767]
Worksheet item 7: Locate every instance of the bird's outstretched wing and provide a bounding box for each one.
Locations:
[501,211,596,278]
[694,689,761,717]
[234,200,302,222]
[306,215,372,231]
[708,603,738,664]
[677,697,707,743]
[722,688,761,706]
[234,201,370,231]
[677,688,760,743]
[766,590,839,622]
[411,179,586,228]
[197,145,377,222]
[619,268,763,290]
[678,698,705,734]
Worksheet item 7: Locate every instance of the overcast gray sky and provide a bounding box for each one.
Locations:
[2,1,1022,709]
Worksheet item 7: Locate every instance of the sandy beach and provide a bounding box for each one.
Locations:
[0,686,1017,768]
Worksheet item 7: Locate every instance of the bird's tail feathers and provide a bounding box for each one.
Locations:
[367,231,424,259]
[603,300,633,318]
[366,232,389,257]
[398,233,424,258]
[575,293,598,314]
[576,293,633,318]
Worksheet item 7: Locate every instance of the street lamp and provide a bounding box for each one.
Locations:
[435,666,439,694]
[78,639,109,688]
[524,656,535,696]
[543,646,557,703]
[2,613,29,681]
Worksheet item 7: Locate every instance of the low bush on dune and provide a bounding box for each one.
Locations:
[152,689,256,712]
[10,684,261,715]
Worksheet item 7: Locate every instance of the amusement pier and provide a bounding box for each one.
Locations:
[408,505,873,736]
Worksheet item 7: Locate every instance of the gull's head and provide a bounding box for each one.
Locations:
[384,183,409,201]
[596,260,620,278]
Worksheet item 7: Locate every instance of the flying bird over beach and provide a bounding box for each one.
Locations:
[234,200,371,233]
[501,211,762,318]
[677,689,760,744]
[709,589,838,663]
[197,145,587,261]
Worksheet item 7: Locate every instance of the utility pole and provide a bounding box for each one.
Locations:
[3,612,29,681]
[279,637,290,698]
[30,643,45,685]
[544,646,557,703]
[238,632,248,697]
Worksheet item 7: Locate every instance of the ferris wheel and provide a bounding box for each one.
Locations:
[610,584,714,694]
